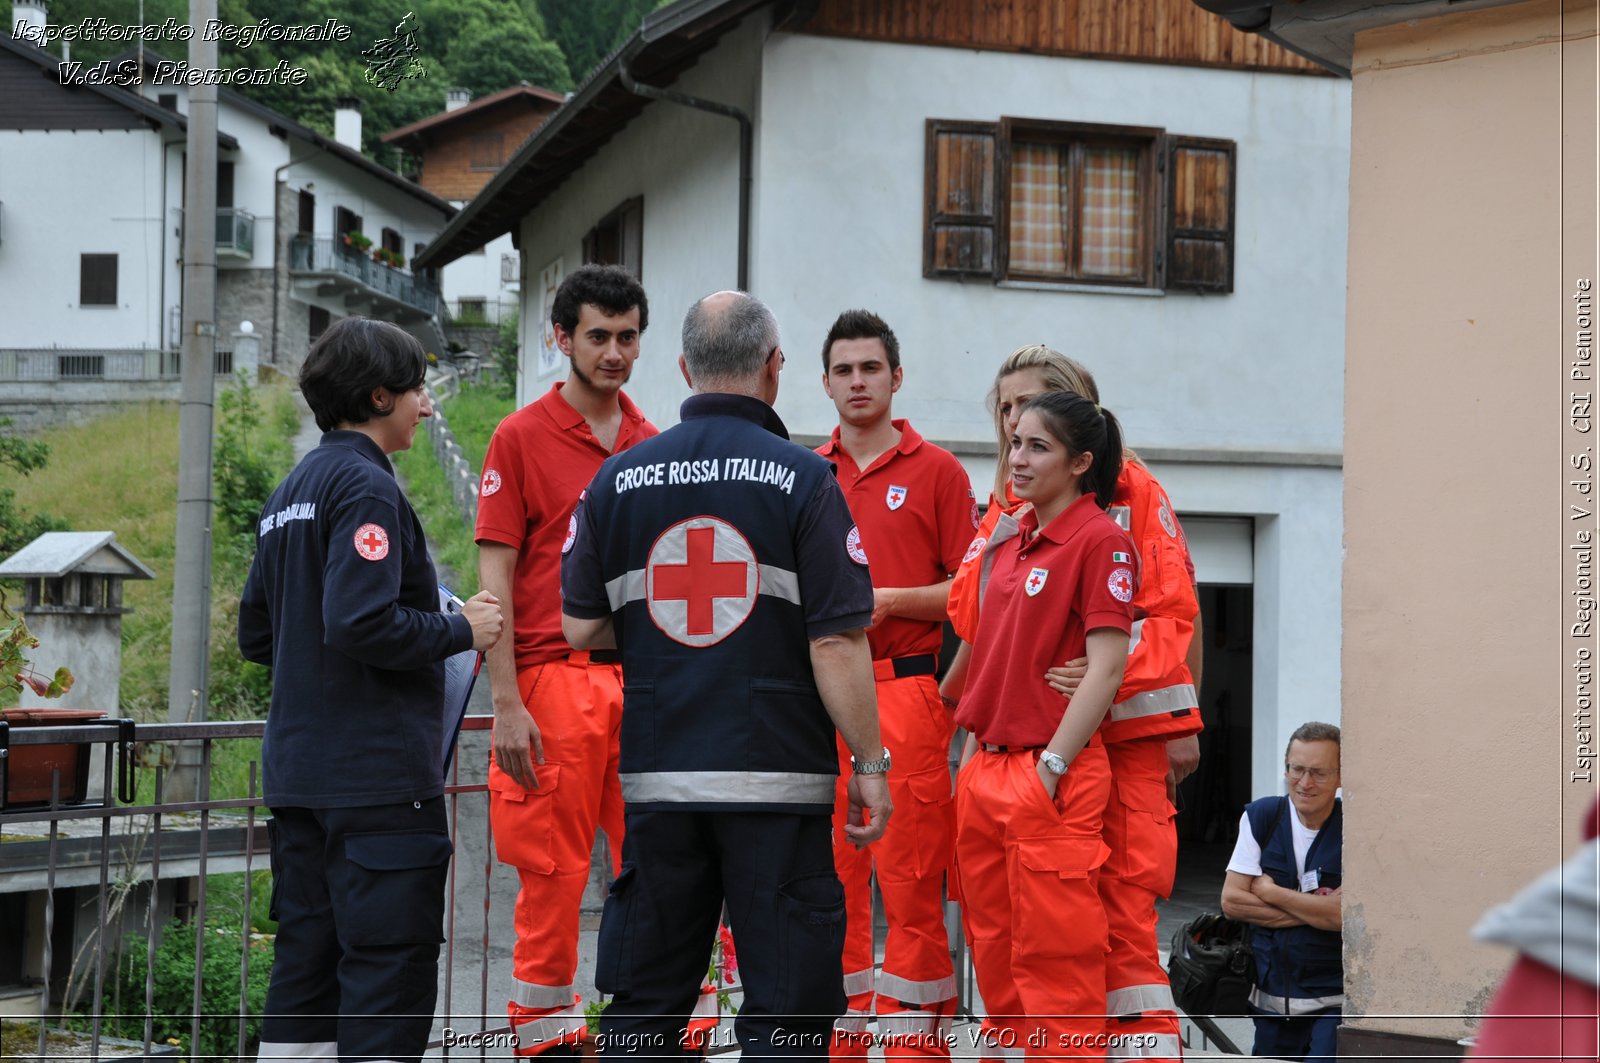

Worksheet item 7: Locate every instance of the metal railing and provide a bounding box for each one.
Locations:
[0,349,233,383]
[288,235,442,318]
[0,717,517,1063]
[215,209,255,257]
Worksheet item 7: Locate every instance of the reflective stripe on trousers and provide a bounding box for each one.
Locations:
[512,979,579,1009]
[842,967,875,998]
[255,1041,338,1060]
[834,1009,872,1034]
[1108,683,1196,722]
[511,1001,587,1054]
[1108,1032,1185,1062]
[1105,983,1176,1017]
[1248,986,1346,1015]
[877,970,957,1004]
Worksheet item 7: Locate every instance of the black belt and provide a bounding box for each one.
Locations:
[583,649,622,665]
[979,742,1045,753]
[873,653,938,681]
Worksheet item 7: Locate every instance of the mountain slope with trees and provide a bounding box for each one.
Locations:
[44,0,662,169]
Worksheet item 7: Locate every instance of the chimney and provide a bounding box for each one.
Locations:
[12,0,48,39]
[446,88,471,113]
[334,96,362,151]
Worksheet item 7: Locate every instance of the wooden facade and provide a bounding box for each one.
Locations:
[803,0,1326,74]
[385,90,563,202]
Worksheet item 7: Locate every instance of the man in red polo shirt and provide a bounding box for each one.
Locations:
[476,264,656,1056]
[815,310,975,1060]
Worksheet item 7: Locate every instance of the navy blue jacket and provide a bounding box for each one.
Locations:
[561,393,873,814]
[239,431,472,807]
[1248,795,1344,1007]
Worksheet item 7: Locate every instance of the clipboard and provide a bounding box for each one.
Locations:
[440,584,483,776]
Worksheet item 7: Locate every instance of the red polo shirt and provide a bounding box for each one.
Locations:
[475,382,656,668]
[954,492,1136,746]
[817,419,976,661]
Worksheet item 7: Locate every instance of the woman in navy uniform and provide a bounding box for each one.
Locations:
[239,317,502,1062]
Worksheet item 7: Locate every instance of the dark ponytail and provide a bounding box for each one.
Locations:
[1019,391,1124,510]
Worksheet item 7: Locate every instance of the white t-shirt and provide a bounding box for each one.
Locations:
[1226,800,1323,881]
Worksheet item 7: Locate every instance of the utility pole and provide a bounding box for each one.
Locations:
[166,0,219,801]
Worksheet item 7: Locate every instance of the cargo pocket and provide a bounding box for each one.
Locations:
[487,762,560,873]
[594,863,637,996]
[1010,835,1110,962]
[775,872,847,1016]
[1109,774,1177,893]
[905,766,954,879]
[340,829,453,947]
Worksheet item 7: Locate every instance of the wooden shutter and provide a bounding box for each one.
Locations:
[1162,136,1235,293]
[80,254,117,306]
[924,119,998,278]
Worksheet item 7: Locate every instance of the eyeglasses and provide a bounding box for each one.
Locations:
[768,346,785,369]
[1285,765,1334,782]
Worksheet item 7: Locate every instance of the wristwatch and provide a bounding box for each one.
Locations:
[1038,750,1069,777]
[852,747,892,776]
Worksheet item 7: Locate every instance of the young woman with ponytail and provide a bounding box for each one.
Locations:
[948,390,1137,1059]
[943,346,1204,1061]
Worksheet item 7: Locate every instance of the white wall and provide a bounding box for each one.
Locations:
[514,13,764,409]
[0,129,171,348]
[505,25,1348,777]
[754,34,1350,454]
[443,229,519,320]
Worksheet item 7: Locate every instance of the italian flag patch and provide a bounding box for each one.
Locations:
[1112,551,1131,564]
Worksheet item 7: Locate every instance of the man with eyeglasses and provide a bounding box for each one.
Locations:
[1221,721,1343,1063]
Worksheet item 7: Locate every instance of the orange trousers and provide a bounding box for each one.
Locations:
[830,675,956,1061]
[488,655,624,1052]
[954,742,1112,1061]
[1099,738,1182,1061]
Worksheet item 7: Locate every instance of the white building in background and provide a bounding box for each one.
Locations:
[418,0,1351,848]
[0,18,454,424]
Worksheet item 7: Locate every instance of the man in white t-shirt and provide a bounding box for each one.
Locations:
[1221,722,1343,1063]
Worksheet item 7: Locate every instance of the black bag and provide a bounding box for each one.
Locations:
[1166,796,1289,1017]
[1167,911,1255,1016]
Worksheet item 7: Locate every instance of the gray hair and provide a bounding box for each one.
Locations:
[681,291,780,390]
[1285,721,1341,761]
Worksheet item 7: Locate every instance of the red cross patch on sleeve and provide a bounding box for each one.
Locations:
[354,523,390,561]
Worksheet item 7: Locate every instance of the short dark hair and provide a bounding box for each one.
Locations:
[550,264,648,336]
[299,316,427,432]
[820,309,899,372]
[1285,721,1342,762]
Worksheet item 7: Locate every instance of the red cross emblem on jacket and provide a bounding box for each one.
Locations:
[647,516,758,647]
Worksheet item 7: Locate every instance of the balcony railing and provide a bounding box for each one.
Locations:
[0,349,232,383]
[289,235,442,319]
[215,209,254,257]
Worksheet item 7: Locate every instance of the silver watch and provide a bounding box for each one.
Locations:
[852,747,892,775]
[1038,750,1069,776]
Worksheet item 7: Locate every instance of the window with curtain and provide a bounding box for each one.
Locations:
[925,117,1236,293]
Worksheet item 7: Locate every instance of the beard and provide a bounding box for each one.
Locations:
[572,360,632,390]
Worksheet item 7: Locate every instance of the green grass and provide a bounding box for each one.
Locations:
[4,387,299,800]
[392,380,513,593]
[441,379,513,470]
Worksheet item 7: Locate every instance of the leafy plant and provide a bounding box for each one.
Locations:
[0,601,74,700]
[492,310,520,400]
[214,374,289,545]
[86,914,273,1062]
[0,416,68,564]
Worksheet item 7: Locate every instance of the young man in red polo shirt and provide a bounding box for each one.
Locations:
[476,264,656,1056]
[815,310,976,1060]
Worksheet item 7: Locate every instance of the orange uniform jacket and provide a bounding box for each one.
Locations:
[949,461,1201,744]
